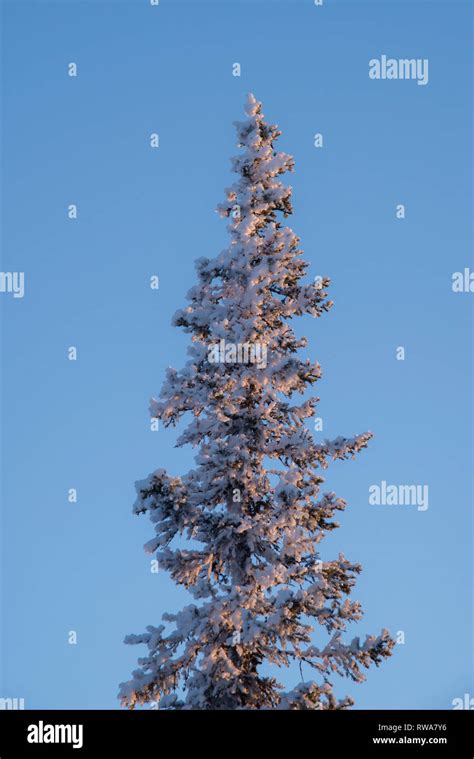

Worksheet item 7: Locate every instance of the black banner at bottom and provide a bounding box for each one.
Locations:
[0,709,472,757]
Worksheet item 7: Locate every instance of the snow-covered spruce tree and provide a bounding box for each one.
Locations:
[119,94,394,710]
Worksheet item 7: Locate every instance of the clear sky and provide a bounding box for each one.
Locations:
[1,0,472,710]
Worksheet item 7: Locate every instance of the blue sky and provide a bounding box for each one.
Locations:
[1,0,472,709]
